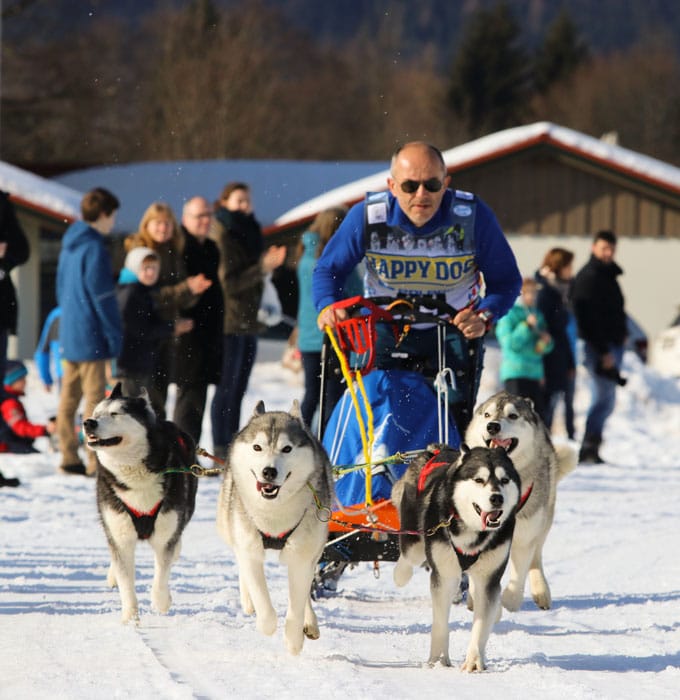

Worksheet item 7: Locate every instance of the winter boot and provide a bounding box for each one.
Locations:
[579,434,604,464]
[0,470,21,488]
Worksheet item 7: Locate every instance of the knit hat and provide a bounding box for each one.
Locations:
[4,359,28,387]
[124,246,159,278]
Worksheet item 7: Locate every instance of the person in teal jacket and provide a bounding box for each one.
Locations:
[296,206,362,432]
[496,277,553,415]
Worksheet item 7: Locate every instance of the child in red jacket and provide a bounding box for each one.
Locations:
[1,360,56,455]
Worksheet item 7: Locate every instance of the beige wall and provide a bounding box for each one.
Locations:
[508,235,680,342]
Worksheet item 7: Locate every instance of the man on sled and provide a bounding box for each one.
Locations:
[312,141,522,589]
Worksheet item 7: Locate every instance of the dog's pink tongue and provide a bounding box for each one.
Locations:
[482,510,502,529]
[491,438,512,449]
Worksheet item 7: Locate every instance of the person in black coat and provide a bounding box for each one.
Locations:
[0,191,30,399]
[535,248,577,440]
[173,196,225,445]
[571,230,628,464]
[115,247,193,407]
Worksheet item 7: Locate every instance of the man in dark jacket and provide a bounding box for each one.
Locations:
[571,230,627,464]
[0,191,30,399]
[173,196,224,445]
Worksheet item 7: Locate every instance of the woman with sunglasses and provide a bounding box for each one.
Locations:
[312,141,522,436]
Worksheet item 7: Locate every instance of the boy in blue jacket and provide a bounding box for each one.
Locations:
[55,187,122,476]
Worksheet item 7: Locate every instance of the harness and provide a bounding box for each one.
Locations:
[259,512,307,551]
[121,499,163,540]
[416,451,534,570]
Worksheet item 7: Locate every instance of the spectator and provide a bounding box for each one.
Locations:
[115,246,193,400]
[56,186,122,476]
[312,141,522,436]
[496,278,553,414]
[124,202,212,418]
[535,248,577,439]
[34,307,63,393]
[173,196,224,445]
[0,191,30,399]
[572,230,627,464]
[296,205,361,431]
[1,359,56,454]
[209,182,286,460]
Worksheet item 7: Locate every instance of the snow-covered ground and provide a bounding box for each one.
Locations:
[1,342,679,699]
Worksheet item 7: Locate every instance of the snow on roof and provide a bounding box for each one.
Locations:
[53,159,384,232]
[275,121,680,226]
[0,160,82,221]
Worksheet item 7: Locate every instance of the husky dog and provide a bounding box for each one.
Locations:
[392,444,521,671]
[83,383,197,623]
[465,391,577,612]
[216,401,334,655]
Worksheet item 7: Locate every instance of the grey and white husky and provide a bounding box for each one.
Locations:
[216,401,334,655]
[465,391,577,612]
[392,444,521,671]
[84,383,197,623]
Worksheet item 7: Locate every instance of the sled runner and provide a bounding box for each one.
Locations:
[316,295,482,590]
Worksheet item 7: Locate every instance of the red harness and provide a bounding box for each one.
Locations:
[121,499,163,540]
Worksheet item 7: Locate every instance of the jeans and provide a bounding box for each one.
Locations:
[583,342,624,439]
[544,374,576,439]
[210,334,257,449]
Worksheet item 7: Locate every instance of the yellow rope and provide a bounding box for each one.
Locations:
[324,325,374,506]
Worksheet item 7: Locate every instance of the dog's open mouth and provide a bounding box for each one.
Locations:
[485,437,518,454]
[256,481,280,499]
[86,436,122,448]
[474,503,503,529]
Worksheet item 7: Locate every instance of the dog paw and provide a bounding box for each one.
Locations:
[532,590,552,610]
[501,587,523,612]
[285,623,305,655]
[461,652,486,672]
[427,654,451,668]
[152,586,172,614]
[303,621,320,640]
[121,607,140,625]
[393,559,413,587]
[256,609,277,636]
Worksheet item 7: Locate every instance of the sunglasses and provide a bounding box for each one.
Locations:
[395,177,444,194]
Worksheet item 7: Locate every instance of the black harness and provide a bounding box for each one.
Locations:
[121,499,163,540]
[258,512,306,550]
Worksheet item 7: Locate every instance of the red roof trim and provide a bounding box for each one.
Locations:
[453,131,680,197]
[8,193,77,224]
[265,128,680,236]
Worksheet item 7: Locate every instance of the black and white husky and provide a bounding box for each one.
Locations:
[216,401,334,655]
[84,383,197,623]
[466,391,577,612]
[392,444,521,671]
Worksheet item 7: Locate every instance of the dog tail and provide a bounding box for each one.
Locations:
[555,444,578,481]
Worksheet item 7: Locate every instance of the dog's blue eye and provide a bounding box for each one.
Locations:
[282,445,292,453]
[253,445,262,452]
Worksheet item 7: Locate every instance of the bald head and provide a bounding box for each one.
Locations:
[387,142,450,227]
[182,196,213,240]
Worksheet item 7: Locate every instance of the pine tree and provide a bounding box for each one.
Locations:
[534,9,590,94]
[447,2,531,138]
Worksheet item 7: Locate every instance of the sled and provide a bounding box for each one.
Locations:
[316,295,475,588]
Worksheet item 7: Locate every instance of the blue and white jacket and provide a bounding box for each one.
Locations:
[312,189,521,321]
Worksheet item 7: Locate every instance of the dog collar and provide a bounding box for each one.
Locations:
[517,483,533,512]
[121,499,163,540]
